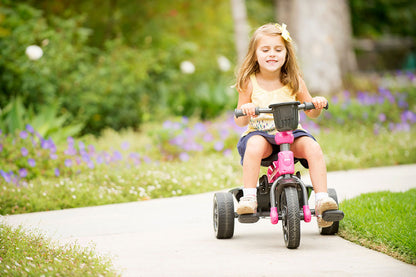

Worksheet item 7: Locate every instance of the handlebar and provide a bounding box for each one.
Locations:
[234,102,328,118]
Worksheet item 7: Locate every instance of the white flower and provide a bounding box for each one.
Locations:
[25,45,43,60]
[180,60,195,74]
[217,55,231,72]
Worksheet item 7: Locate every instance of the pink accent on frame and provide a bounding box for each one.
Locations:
[274,131,294,144]
[267,151,295,183]
[303,205,311,222]
[270,207,278,224]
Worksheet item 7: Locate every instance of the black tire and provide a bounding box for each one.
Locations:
[280,186,301,249]
[319,188,340,235]
[213,192,235,239]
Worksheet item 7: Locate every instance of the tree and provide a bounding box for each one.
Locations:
[230,0,249,65]
[275,0,357,95]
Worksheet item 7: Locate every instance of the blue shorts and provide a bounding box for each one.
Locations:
[237,130,315,168]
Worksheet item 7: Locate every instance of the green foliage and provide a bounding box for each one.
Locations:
[349,0,416,38]
[0,97,83,143]
[0,1,237,135]
[0,223,120,276]
[339,189,416,264]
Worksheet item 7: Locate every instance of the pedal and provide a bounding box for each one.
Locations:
[322,210,344,222]
[238,214,260,223]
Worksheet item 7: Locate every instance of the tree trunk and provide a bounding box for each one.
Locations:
[231,0,249,65]
[275,0,357,95]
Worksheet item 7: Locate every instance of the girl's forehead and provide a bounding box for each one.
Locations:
[257,35,285,47]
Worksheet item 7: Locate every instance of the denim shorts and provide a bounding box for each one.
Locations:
[237,130,315,168]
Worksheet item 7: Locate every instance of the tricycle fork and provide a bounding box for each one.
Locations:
[269,175,312,224]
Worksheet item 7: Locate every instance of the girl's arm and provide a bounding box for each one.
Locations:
[297,77,328,119]
[234,79,254,127]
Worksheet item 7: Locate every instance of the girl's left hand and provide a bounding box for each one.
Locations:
[311,96,328,110]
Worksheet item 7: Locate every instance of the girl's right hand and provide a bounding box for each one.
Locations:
[240,103,258,118]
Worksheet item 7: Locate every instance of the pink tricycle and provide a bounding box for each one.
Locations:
[213,101,344,249]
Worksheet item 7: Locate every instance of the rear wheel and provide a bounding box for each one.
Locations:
[281,186,300,249]
[319,188,340,235]
[213,192,235,239]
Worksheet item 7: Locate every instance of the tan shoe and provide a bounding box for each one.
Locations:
[236,196,258,215]
[316,197,338,228]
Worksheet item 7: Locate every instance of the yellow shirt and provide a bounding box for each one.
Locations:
[242,74,301,136]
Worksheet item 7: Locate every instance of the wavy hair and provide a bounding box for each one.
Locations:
[236,23,301,95]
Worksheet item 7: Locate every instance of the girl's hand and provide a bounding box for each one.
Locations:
[311,96,328,110]
[240,103,258,117]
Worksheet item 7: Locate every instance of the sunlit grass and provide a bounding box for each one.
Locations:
[0,223,120,276]
[339,188,416,265]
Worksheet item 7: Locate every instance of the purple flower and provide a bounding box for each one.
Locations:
[26,124,34,133]
[64,147,77,156]
[19,131,28,139]
[50,153,58,160]
[87,160,94,169]
[0,170,11,183]
[78,141,85,151]
[214,141,224,151]
[65,159,72,167]
[378,113,386,122]
[19,168,28,178]
[179,152,190,162]
[121,141,130,150]
[67,136,74,146]
[28,158,36,167]
[54,168,60,177]
[21,147,29,157]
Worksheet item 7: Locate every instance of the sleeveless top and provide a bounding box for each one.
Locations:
[241,74,301,137]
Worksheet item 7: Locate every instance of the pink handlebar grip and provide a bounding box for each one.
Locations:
[270,207,279,224]
[303,205,311,222]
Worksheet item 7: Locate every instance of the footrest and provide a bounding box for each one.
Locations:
[238,214,260,223]
[322,210,344,222]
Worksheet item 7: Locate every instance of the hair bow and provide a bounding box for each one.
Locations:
[276,23,292,42]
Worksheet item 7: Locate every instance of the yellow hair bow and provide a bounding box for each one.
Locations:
[275,23,292,42]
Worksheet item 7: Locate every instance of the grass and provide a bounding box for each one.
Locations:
[0,223,120,276]
[339,188,416,265]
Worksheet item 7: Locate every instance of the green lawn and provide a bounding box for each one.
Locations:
[339,188,416,265]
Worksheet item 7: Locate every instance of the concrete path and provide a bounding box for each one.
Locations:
[2,164,416,276]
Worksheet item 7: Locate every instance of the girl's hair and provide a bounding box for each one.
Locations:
[236,23,301,95]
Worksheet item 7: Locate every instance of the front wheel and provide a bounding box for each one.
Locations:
[213,192,235,239]
[280,186,300,249]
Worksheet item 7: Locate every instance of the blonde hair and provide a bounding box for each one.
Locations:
[236,23,301,95]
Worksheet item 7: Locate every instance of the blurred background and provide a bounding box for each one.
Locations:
[0,0,415,136]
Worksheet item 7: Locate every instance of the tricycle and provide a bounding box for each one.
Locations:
[213,101,344,249]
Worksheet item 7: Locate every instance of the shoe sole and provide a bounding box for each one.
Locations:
[317,201,338,228]
[236,206,257,215]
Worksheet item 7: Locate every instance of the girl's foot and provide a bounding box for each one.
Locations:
[236,196,257,214]
[315,197,338,228]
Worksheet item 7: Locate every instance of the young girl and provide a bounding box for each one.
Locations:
[234,23,337,228]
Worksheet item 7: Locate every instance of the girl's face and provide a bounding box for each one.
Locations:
[255,35,287,74]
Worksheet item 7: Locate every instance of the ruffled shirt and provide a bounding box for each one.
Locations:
[242,74,301,136]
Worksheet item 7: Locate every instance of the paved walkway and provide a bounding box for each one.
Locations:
[2,164,416,276]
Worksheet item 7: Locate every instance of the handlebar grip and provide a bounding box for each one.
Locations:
[303,102,329,111]
[234,107,260,118]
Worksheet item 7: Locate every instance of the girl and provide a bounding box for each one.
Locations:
[234,23,337,228]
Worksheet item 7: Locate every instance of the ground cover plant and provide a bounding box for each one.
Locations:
[0,224,120,276]
[339,188,416,265]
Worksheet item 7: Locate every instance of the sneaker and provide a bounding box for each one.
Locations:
[236,195,258,215]
[315,197,338,228]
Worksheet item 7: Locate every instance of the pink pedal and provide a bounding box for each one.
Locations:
[270,207,278,224]
[303,205,311,222]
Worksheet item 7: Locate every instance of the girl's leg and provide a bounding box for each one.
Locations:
[290,136,327,193]
[237,135,273,214]
[242,135,273,189]
[291,136,337,228]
